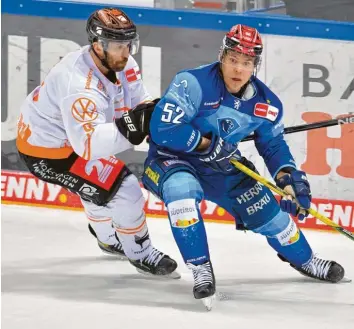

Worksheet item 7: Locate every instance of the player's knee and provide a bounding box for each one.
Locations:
[110,174,145,224]
[162,171,203,205]
[251,210,294,238]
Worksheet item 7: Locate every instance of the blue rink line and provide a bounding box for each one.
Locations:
[2,0,354,41]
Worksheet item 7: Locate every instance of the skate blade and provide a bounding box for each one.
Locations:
[298,271,352,284]
[201,294,216,311]
[341,276,352,283]
[136,268,181,280]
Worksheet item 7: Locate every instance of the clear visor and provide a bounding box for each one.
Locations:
[98,35,140,56]
[220,49,257,72]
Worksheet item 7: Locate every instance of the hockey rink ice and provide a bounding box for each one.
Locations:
[2,204,354,329]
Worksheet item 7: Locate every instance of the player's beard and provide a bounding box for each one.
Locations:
[110,57,129,72]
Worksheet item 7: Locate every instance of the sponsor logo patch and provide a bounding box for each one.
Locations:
[144,166,160,186]
[168,199,200,228]
[254,103,279,122]
[79,183,98,196]
[276,219,300,246]
[125,66,141,83]
[204,99,220,108]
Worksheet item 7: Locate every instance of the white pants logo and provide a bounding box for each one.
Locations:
[79,183,97,196]
[85,157,118,183]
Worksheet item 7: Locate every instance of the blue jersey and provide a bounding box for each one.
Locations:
[149,62,296,178]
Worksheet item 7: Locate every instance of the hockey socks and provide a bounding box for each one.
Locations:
[253,210,313,267]
[167,198,210,265]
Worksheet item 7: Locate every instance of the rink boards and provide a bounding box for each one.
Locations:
[2,170,353,233]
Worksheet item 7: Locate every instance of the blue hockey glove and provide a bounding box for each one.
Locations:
[275,169,312,220]
[196,135,240,172]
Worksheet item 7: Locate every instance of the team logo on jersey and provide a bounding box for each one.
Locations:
[222,119,235,133]
[234,99,241,110]
[218,118,240,138]
[71,97,98,122]
[125,66,141,83]
[254,103,279,122]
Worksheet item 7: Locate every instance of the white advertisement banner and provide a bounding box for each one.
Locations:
[264,35,354,201]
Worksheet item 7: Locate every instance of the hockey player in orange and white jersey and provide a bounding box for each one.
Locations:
[16,7,179,278]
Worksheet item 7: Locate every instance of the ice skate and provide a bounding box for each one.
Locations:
[187,261,216,311]
[130,247,180,279]
[278,253,347,283]
[88,224,127,259]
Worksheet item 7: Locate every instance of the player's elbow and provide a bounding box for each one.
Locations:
[149,123,159,143]
[150,125,173,147]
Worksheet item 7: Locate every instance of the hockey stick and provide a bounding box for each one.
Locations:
[229,158,354,242]
[241,114,354,142]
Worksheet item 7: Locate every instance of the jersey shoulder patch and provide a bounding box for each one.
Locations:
[252,77,283,122]
[124,56,141,83]
[254,103,279,122]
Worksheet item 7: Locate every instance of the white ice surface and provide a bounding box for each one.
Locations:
[2,204,354,329]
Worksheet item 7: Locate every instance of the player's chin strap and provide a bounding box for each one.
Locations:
[90,46,117,83]
[91,45,109,69]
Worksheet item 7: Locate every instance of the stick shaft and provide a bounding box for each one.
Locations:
[241,114,354,142]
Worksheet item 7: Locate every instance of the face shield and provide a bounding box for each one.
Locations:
[98,34,140,56]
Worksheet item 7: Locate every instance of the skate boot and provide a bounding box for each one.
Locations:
[187,261,216,311]
[88,224,126,259]
[129,247,180,279]
[278,253,345,283]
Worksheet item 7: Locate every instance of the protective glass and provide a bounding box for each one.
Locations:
[99,35,140,56]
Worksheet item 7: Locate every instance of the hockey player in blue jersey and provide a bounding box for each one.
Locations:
[138,24,345,304]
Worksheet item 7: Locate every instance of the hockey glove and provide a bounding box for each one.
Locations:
[115,98,160,145]
[197,135,240,172]
[275,169,312,220]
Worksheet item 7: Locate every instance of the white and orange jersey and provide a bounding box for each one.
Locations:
[16,45,152,160]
